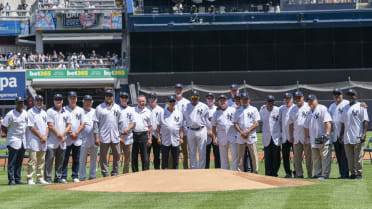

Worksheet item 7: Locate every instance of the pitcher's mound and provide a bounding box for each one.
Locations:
[45,169,315,193]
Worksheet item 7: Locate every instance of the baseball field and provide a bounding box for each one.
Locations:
[0,133,372,209]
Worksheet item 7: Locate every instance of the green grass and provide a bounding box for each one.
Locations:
[0,134,371,209]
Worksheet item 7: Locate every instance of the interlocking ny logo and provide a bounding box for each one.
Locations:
[272,115,279,121]
[42,116,47,123]
[227,113,233,121]
[174,116,180,122]
[247,112,254,119]
[76,113,81,121]
[197,109,203,115]
[313,112,320,120]
[302,111,307,118]
[352,110,359,117]
[127,113,132,120]
[63,116,68,123]
[338,108,343,114]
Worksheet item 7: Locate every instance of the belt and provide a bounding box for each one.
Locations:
[188,126,204,131]
[133,131,148,135]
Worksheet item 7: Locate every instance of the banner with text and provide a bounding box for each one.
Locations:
[0,71,26,100]
[26,69,127,79]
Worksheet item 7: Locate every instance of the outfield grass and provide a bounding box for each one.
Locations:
[0,134,371,209]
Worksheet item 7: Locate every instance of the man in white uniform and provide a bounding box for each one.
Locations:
[228,84,239,108]
[45,94,71,183]
[118,92,135,174]
[279,92,295,178]
[132,95,152,172]
[79,95,98,181]
[328,88,349,179]
[260,95,281,177]
[289,91,312,178]
[26,95,49,184]
[304,94,332,179]
[233,92,260,173]
[62,91,85,183]
[212,95,239,170]
[340,89,369,180]
[205,93,220,169]
[2,97,28,185]
[147,92,163,170]
[157,96,184,169]
[93,89,122,177]
[183,90,210,169]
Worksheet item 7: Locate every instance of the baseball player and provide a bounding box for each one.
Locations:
[147,92,163,170]
[169,83,190,169]
[205,93,220,169]
[132,95,152,172]
[26,95,49,184]
[45,94,71,183]
[328,88,349,179]
[93,89,122,177]
[212,94,239,170]
[157,96,184,169]
[62,91,85,183]
[340,89,369,180]
[260,95,281,177]
[304,94,332,179]
[118,92,135,174]
[279,92,295,178]
[289,91,312,178]
[228,84,239,107]
[1,97,28,185]
[79,95,98,181]
[183,90,210,169]
[233,92,260,173]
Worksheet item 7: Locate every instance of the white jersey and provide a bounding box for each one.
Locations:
[183,102,210,128]
[26,107,48,151]
[93,102,121,144]
[341,102,369,144]
[64,105,85,146]
[233,105,260,144]
[211,106,236,146]
[46,107,71,150]
[279,104,295,143]
[119,106,135,145]
[133,106,152,133]
[228,98,238,108]
[207,105,217,144]
[328,100,349,142]
[260,106,281,147]
[288,103,310,144]
[175,97,190,136]
[147,105,164,137]
[304,104,332,148]
[158,108,183,146]
[2,109,27,150]
[81,108,96,148]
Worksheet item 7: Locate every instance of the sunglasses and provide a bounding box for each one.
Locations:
[148,97,157,100]
[168,101,176,103]
[206,97,214,100]
[105,94,113,97]
[54,98,63,101]
[191,96,199,99]
[120,96,129,99]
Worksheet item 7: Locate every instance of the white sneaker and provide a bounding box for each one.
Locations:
[73,178,80,183]
[61,179,67,183]
[27,179,35,185]
[37,180,50,184]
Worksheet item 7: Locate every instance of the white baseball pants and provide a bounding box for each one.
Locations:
[187,127,207,169]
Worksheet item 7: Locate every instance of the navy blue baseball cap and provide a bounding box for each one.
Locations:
[35,95,44,101]
[54,94,63,100]
[266,95,275,102]
[234,93,241,99]
[307,94,317,101]
[83,95,92,100]
[191,90,200,97]
[120,92,129,98]
[104,89,113,95]
[218,94,228,100]
[231,84,238,90]
[206,92,215,98]
[294,91,304,97]
[68,91,77,97]
[284,92,293,98]
[168,95,176,102]
[333,88,343,95]
[241,92,250,99]
[175,83,183,89]
[346,88,357,96]
[148,92,157,98]
[15,96,24,102]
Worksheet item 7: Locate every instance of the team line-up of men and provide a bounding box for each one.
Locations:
[1,83,369,185]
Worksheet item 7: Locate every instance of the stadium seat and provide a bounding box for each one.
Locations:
[363,137,372,164]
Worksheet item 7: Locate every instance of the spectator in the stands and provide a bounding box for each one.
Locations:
[0,3,4,14]
[57,57,66,69]
[5,3,10,16]
[52,50,58,61]
[70,58,79,69]
[78,52,85,64]
[90,50,97,59]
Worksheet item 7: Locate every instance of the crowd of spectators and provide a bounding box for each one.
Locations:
[0,2,28,16]
[0,50,122,70]
[38,0,123,9]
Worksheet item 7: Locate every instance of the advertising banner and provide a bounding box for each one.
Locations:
[0,71,26,100]
[26,69,127,79]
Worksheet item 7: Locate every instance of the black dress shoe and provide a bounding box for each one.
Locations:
[15,181,26,185]
[350,175,356,179]
[8,181,16,185]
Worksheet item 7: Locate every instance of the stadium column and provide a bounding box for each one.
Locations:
[36,31,43,54]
